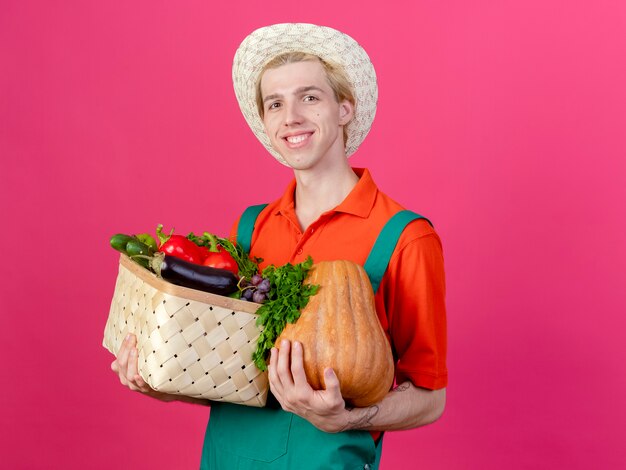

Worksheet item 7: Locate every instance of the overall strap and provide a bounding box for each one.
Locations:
[364,210,433,294]
[237,205,432,296]
[237,204,268,254]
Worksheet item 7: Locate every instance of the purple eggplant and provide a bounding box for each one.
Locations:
[158,254,238,296]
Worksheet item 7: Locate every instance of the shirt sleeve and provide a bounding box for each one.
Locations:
[229,216,241,242]
[377,225,448,390]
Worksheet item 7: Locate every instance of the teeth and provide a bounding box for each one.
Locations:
[286,134,308,144]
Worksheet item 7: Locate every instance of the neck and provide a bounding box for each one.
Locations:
[293,158,359,230]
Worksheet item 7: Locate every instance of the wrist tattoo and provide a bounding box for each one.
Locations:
[393,383,410,393]
[341,405,380,431]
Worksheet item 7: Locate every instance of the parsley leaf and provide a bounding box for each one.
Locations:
[252,256,319,371]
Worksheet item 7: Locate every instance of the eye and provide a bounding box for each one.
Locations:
[267,101,281,111]
[303,95,319,103]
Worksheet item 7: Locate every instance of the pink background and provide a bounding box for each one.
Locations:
[2,1,625,468]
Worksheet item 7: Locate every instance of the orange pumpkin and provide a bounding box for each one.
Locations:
[276,260,394,407]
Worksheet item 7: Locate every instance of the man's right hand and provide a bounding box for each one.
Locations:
[111,334,154,394]
[110,334,210,406]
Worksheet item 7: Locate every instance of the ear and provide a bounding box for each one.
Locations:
[338,100,354,126]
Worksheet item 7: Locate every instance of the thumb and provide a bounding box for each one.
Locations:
[323,367,341,394]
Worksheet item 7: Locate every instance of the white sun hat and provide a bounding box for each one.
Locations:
[232,23,378,165]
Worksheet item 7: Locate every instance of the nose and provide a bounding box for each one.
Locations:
[283,100,303,127]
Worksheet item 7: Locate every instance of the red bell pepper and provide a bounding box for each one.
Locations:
[156,224,204,264]
[201,232,239,275]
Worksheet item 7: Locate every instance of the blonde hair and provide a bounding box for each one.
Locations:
[255,52,355,145]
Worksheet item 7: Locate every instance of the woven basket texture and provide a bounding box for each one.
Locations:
[103,255,268,407]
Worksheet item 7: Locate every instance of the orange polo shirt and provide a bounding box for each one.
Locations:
[231,168,448,391]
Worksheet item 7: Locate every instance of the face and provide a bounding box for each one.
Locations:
[259,60,353,171]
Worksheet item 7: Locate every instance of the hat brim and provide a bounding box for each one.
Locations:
[232,23,378,166]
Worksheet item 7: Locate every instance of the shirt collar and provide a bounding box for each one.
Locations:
[275,168,378,219]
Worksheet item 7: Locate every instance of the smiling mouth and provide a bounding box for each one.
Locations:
[283,132,313,147]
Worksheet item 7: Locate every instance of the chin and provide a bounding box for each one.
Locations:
[280,153,317,170]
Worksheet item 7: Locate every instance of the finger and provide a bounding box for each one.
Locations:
[124,350,139,390]
[276,340,294,388]
[321,368,345,408]
[127,348,151,393]
[133,374,151,393]
[322,367,341,395]
[126,348,139,382]
[124,336,141,390]
[290,341,309,388]
[118,334,130,353]
[116,334,132,369]
[114,336,131,385]
[268,347,283,396]
[123,337,150,393]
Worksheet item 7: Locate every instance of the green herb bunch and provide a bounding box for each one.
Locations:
[216,236,262,280]
[252,256,319,371]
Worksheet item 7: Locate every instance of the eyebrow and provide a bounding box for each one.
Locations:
[263,86,326,103]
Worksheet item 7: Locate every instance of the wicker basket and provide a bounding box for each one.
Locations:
[103,254,268,407]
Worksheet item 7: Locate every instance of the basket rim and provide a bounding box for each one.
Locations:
[119,254,261,315]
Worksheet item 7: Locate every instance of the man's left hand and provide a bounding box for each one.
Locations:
[268,339,349,433]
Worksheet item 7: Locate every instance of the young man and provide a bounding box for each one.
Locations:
[112,23,447,469]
